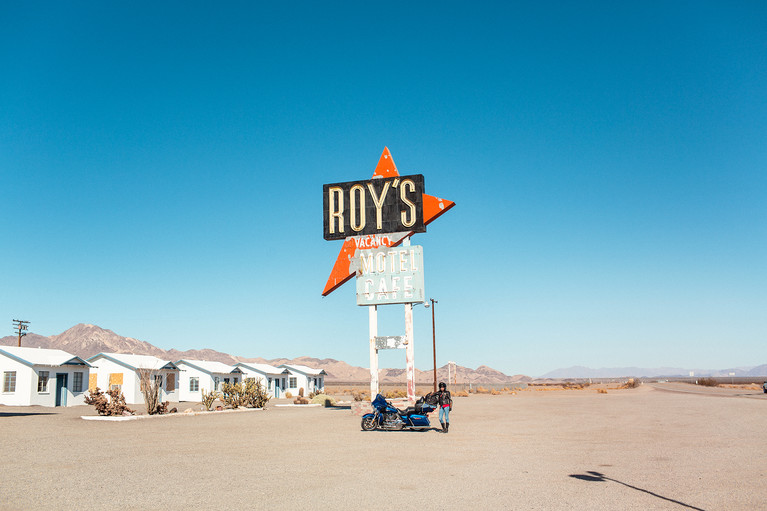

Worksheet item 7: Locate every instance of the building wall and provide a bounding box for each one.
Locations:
[176,365,237,402]
[0,357,33,406]
[284,370,324,396]
[89,358,179,405]
[0,358,89,407]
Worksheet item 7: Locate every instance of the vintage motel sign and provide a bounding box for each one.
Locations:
[355,245,425,306]
[323,175,426,240]
[321,147,455,297]
[321,147,455,402]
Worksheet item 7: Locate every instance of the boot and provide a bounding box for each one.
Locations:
[445,422,449,433]
[440,422,446,433]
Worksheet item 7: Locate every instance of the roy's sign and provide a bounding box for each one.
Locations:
[354,245,425,306]
[323,175,425,241]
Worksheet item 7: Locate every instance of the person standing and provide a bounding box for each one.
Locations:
[437,381,452,433]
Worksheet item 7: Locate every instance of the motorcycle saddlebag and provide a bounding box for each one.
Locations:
[409,414,429,427]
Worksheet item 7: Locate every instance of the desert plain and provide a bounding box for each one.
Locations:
[1,382,766,510]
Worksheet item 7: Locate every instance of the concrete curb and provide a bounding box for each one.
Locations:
[81,407,266,421]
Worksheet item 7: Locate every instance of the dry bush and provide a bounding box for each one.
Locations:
[597,388,608,394]
[490,389,501,395]
[220,382,245,408]
[85,387,134,416]
[352,390,369,401]
[475,386,491,394]
[697,378,718,387]
[311,394,337,407]
[384,389,407,399]
[137,369,166,415]
[284,391,293,399]
[242,379,270,408]
[201,389,219,411]
[621,379,641,389]
[453,390,469,397]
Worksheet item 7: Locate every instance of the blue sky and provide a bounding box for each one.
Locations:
[2,2,765,376]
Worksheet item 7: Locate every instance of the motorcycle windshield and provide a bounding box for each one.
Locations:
[372,394,388,409]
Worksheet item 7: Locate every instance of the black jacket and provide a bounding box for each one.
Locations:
[437,389,452,409]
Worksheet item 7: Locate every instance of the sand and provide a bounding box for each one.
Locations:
[1,383,765,510]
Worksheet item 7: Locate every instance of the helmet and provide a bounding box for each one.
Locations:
[438,382,446,389]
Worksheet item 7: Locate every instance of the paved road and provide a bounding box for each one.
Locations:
[648,382,767,400]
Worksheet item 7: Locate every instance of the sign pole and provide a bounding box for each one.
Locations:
[369,305,379,398]
[405,302,415,402]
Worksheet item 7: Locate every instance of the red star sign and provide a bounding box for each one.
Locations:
[322,147,455,296]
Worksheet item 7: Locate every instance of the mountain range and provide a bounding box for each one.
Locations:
[0,323,530,384]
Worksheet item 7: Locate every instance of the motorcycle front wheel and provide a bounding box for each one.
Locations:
[361,416,377,431]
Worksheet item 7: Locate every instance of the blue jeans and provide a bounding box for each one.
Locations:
[439,406,450,423]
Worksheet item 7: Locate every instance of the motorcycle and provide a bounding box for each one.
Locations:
[361,392,438,431]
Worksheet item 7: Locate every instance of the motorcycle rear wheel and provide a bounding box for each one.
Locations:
[361,416,377,431]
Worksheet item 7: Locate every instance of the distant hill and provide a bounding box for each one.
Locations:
[542,365,767,379]
[0,323,524,384]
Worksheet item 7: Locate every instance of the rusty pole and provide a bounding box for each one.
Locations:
[431,299,438,393]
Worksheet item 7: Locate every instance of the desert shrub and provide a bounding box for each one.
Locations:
[453,390,469,397]
[597,388,608,394]
[85,387,134,416]
[384,389,407,399]
[284,391,293,399]
[137,368,166,415]
[242,379,270,408]
[622,379,640,389]
[201,389,219,411]
[475,386,491,394]
[352,390,369,401]
[311,394,337,407]
[697,378,718,387]
[220,382,245,408]
[490,389,501,395]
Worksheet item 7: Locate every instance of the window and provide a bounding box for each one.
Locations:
[267,377,272,390]
[38,371,49,393]
[214,377,220,390]
[190,377,199,392]
[3,371,16,393]
[233,377,238,384]
[166,373,175,392]
[289,377,297,389]
[73,372,83,393]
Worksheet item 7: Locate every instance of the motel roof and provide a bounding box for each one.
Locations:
[176,359,242,375]
[235,362,288,375]
[0,346,92,368]
[87,353,178,371]
[279,364,327,376]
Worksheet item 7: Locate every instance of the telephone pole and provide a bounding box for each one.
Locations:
[13,319,29,347]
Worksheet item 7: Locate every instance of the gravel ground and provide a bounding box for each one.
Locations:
[1,385,766,510]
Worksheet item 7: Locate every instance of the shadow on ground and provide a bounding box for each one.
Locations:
[0,412,57,417]
[569,471,705,510]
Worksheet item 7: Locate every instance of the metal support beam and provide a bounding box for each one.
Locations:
[368,305,379,398]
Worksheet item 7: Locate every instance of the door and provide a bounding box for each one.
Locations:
[55,374,68,407]
[274,378,281,398]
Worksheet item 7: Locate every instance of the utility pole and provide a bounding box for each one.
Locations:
[13,319,30,347]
